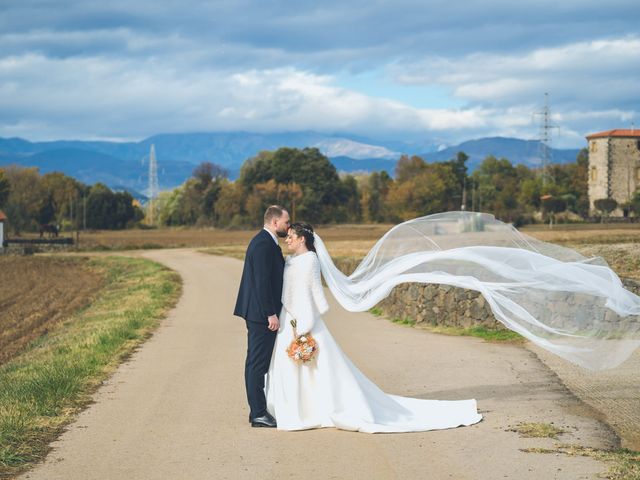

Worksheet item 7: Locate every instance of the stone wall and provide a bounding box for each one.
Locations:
[588,136,640,216]
[587,137,609,214]
[610,138,640,211]
[334,257,640,331]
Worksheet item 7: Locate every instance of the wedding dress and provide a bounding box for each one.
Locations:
[265,212,640,431]
[265,251,482,433]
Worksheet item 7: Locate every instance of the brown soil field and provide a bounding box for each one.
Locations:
[0,256,104,364]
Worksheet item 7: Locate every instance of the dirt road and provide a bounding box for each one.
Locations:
[20,249,616,479]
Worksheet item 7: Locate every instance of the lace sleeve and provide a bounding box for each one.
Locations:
[310,254,329,315]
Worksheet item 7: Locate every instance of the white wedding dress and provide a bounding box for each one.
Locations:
[265,251,482,433]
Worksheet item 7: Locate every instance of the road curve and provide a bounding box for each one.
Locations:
[21,249,615,480]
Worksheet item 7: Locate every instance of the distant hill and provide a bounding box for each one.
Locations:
[422,137,581,171]
[0,148,196,193]
[0,132,583,192]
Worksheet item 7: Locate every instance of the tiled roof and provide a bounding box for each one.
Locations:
[0,210,6,221]
[586,129,640,139]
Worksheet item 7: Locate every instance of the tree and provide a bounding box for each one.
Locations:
[337,174,362,223]
[0,168,9,208]
[386,168,447,221]
[214,180,245,227]
[192,162,228,192]
[277,182,303,222]
[540,195,566,228]
[363,171,392,222]
[395,155,427,183]
[471,156,520,221]
[594,198,618,222]
[2,165,46,234]
[40,171,83,226]
[517,176,542,212]
[449,152,469,209]
[85,184,138,229]
[239,147,345,224]
[629,190,640,217]
[37,193,56,225]
[245,180,280,225]
[157,189,184,226]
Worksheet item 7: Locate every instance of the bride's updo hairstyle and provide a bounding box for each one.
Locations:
[290,222,316,253]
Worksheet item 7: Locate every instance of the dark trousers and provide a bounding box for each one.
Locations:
[245,320,277,419]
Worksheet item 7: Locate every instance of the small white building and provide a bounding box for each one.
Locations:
[0,210,6,251]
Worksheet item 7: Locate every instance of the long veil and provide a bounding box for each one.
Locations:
[313,211,640,370]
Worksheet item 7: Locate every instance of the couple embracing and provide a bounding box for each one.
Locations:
[234,205,482,433]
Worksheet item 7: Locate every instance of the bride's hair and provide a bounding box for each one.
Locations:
[290,222,316,253]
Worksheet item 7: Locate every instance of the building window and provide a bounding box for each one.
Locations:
[590,141,598,152]
[590,166,598,181]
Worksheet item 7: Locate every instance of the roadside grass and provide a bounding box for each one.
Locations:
[368,307,524,342]
[521,444,640,480]
[0,256,182,479]
[420,325,525,343]
[509,422,566,439]
[391,317,417,327]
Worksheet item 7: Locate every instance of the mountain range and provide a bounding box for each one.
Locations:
[0,132,582,198]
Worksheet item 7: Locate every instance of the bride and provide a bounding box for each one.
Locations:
[266,213,640,432]
[265,222,483,433]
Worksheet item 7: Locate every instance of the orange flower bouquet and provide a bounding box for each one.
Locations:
[286,319,318,363]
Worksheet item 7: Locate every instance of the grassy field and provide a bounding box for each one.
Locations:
[0,256,181,478]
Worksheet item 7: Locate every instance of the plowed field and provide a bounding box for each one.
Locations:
[0,256,104,364]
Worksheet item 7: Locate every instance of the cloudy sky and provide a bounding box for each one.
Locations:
[1,0,638,147]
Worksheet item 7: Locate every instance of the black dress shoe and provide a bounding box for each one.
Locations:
[250,412,277,428]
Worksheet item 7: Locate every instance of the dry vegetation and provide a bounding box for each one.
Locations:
[199,222,640,280]
[24,222,639,278]
[0,256,104,364]
[520,223,640,245]
[520,224,640,280]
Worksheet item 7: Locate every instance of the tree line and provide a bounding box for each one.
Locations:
[0,166,143,234]
[2,146,638,233]
[150,147,597,228]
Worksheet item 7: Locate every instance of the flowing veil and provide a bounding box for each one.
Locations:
[313,211,640,371]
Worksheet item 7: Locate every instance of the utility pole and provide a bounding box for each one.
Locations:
[534,93,558,186]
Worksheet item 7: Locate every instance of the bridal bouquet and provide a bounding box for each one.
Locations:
[286,319,318,363]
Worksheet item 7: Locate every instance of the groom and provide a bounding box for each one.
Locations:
[234,205,290,428]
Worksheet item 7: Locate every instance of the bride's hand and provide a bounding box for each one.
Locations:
[267,314,279,332]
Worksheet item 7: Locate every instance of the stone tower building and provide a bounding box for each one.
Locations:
[586,129,640,216]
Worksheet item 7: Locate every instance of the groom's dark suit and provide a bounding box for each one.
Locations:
[234,229,285,419]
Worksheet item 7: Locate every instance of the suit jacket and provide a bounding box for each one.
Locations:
[234,229,285,324]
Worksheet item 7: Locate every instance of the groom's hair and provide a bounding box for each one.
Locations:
[264,205,286,224]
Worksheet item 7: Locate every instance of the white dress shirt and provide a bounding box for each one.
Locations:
[263,226,279,245]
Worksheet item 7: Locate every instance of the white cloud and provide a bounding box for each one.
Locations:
[0,0,638,149]
[0,54,499,141]
[393,36,640,110]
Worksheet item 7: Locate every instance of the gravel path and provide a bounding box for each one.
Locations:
[529,344,640,450]
[20,249,616,480]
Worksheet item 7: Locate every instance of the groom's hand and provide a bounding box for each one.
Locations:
[267,314,279,331]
